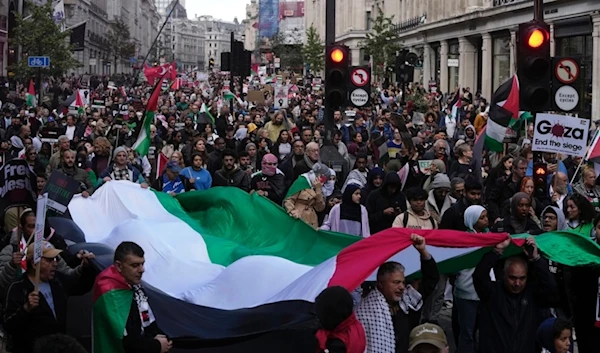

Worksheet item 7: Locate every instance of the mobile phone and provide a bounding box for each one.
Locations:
[523,243,535,255]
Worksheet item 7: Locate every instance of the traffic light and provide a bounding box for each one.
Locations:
[532,162,548,200]
[325,45,350,108]
[518,20,552,112]
[395,50,406,83]
[208,58,215,69]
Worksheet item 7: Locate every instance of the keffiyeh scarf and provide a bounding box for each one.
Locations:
[355,287,423,353]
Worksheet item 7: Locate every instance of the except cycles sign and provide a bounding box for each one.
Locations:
[532,113,589,157]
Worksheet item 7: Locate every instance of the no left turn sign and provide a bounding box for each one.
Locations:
[351,68,369,87]
[555,58,579,85]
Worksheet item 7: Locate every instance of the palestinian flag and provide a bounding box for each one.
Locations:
[449,88,462,120]
[485,75,520,152]
[69,181,600,351]
[285,173,313,198]
[133,73,167,156]
[26,80,36,108]
[70,89,85,115]
[224,89,245,106]
[156,152,168,180]
[93,265,132,353]
[200,103,215,125]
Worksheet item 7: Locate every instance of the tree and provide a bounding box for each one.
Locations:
[106,19,137,74]
[360,8,402,80]
[302,25,324,75]
[9,1,80,81]
[271,31,304,72]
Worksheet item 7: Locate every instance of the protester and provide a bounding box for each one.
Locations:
[4,241,96,353]
[320,183,370,237]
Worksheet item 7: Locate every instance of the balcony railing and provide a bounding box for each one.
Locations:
[390,13,427,34]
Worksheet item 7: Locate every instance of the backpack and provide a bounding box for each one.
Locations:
[402,211,436,229]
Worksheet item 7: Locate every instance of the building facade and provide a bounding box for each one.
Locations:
[305,0,600,118]
[198,15,244,71]
[243,0,259,52]
[163,17,206,71]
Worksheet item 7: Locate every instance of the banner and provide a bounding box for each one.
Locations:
[0,160,37,213]
[52,0,65,31]
[259,0,280,38]
[532,113,589,157]
[69,21,86,51]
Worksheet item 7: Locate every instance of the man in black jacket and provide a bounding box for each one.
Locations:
[366,172,407,234]
[473,237,557,353]
[4,241,96,353]
[113,242,171,353]
[439,176,482,231]
[213,149,250,191]
[487,156,527,221]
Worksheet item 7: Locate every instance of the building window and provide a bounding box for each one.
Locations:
[366,11,371,30]
[448,43,459,91]
[556,35,593,117]
[492,36,510,91]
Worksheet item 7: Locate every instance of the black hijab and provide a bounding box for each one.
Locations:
[340,184,362,223]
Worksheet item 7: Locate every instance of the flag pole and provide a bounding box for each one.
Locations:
[130,0,180,88]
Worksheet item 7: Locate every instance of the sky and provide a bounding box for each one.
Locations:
[186,0,249,22]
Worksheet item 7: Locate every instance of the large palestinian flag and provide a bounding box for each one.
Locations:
[68,181,600,352]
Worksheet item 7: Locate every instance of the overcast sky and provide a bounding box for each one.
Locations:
[186,0,249,22]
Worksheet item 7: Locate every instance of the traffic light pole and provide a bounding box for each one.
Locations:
[229,32,235,112]
[323,0,336,142]
[534,0,544,21]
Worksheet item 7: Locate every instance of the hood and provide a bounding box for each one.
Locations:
[367,167,384,188]
[541,205,568,231]
[382,172,400,188]
[536,318,556,353]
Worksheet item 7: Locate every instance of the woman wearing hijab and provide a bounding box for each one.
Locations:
[361,166,384,205]
[249,153,286,205]
[536,317,572,353]
[491,192,541,234]
[454,205,490,353]
[314,286,366,353]
[321,184,370,237]
[342,154,369,192]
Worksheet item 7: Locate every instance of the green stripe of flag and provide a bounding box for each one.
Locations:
[93,289,133,353]
[485,118,506,152]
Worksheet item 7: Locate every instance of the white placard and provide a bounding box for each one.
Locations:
[33,193,48,265]
[274,84,289,109]
[532,113,589,157]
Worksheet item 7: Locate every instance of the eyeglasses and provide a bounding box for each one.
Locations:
[27,152,37,156]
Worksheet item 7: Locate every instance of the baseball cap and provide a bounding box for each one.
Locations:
[408,323,448,351]
[26,241,62,261]
[166,160,182,173]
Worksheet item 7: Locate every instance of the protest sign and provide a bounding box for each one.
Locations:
[532,113,589,157]
[0,160,37,213]
[43,171,81,214]
[418,160,432,175]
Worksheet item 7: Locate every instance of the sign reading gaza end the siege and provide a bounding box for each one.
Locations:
[0,159,37,212]
[532,113,589,158]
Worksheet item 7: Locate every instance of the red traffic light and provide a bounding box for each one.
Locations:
[526,27,549,49]
[330,48,344,63]
[534,167,546,175]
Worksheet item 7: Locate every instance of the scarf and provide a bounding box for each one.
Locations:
[355,288,423,353]
[340,184,362,223]
[303,153,316,170]
[131,284,156,335]
[261,153,278,176]
[315,313,366,353]
[162,174,184,194]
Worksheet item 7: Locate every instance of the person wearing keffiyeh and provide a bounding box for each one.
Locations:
[355,234,439,353]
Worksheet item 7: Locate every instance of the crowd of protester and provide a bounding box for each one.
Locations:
[0,72,595,353]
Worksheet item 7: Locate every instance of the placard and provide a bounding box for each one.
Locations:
[418,160,432,175]
[532,113,589,157]
[0,159,37,213]
[43,171,82,214]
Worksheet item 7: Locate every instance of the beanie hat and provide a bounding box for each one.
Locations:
[430,173,451,190]
[113,146,127,160]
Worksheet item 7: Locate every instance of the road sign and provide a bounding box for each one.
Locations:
[554,58,579,84]
[350,88,369,107]
[554,85,579,112]
[28,56,50,68]
[351,68,369,87]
